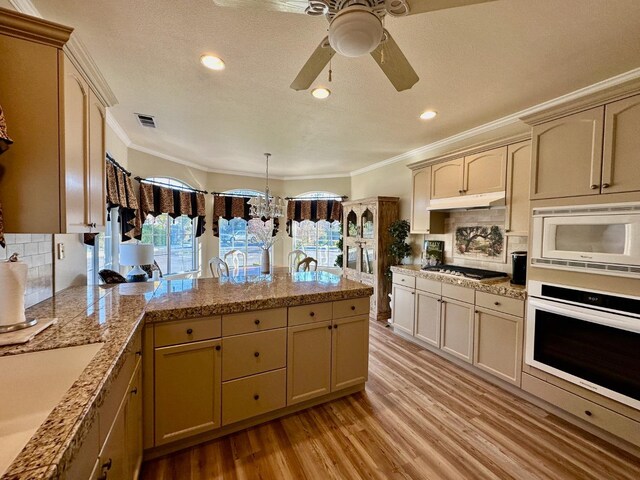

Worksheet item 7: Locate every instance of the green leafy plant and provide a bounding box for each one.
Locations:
[335,233,343,268]
[388,219,412,265]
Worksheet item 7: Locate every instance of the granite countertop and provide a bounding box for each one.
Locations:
[390,265,526,300]
[0,272,373,480]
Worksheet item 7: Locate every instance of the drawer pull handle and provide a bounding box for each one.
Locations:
[186,328,193,335]
[590,184,598,190]
[585,410,593,417]
[254,394,260,400]
[494,302,501,306]
[215,345,221,351]
[135,350,142,356]
[254,319,261,325]
[254,351,260,357]
[310,312,315,317]
[102,458,112,470]
[602,183,610,189]
[130,387,138,395]
[351,305,356,311]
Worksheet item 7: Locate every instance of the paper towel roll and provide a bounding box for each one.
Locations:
[0,261,27,326]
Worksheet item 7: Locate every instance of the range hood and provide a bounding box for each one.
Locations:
[428,191,506,211]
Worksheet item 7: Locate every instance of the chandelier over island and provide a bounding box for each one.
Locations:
[248,153,286,219]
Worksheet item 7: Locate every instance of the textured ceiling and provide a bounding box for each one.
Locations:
[32,0,640,176]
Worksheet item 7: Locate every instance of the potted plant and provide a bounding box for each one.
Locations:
[388,219,412,266]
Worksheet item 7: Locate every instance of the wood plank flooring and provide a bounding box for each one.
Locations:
[141,320,640,479]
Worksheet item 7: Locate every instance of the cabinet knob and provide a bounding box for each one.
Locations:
[458,189,464,194]
[309,311,315,317]
[102,458,112,471]
[186,328,193,335]
[254,351,260,357]
[130,387,138,395]
[98,473,108,480]
[585,410,593,417]
[328,325,332,330]
[590,184,598,190]
[602,183,610,189]
[254,394,260,400]
[254,319,261,325]
[333,324,338,329]
[494,301,501,306]
[351,305,356,311]
[475,310,479,314]
[135,350,142,356]
[215,345,221,351]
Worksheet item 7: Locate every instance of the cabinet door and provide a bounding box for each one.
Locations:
[505,141,532,236]
[415,290,441,347]
[431,158,464,199]
[125,363,143,479]
[530,107,604,200]
[63,55,90,232]
[391,284,415,335]
[473,307,523,386]
[602,95,640,194]
[287,321,332,405]
[88,90,106,231]
[98,396,127,480]
[154,339,222,446]
[463,146,507,195]
[332,315,369,391]
[411,167,430,234]
[440,298,474,363]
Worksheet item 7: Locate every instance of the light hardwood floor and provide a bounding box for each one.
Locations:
[141,320,640,479]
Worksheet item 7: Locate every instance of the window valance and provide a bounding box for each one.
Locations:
[285,199,343,236]
[212,194,279,237]
[139,182,207,238]
[106,156,142,242]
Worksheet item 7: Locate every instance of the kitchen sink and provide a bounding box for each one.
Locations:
[0,343,104,475]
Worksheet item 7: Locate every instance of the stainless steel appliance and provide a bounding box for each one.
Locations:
[526,280,640,409]
[511,251,527,286]
[531,202,640,278]
[421,264,508,281]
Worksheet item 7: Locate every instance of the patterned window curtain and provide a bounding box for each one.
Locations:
[212,194,279,237]
[138,182,207,239]
[285,199,343,236]
[0,104,14,248]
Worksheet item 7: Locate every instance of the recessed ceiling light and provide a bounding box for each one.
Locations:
[200,54,225,71]
[420,110,438,120]
[311,87,331,99]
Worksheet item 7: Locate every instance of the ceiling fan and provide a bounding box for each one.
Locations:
[212,1,496,92]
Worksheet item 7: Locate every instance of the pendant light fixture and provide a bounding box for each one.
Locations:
[248,153,286,219]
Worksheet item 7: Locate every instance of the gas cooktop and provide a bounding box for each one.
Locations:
[421,264,509,281]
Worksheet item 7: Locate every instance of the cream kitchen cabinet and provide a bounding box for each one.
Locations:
[391,283,415,336]
[410,166,445,234]
[440,297,475,363]
[530,107,604,200]
[431,158,464,199]
[463,147,507,196]
[602,94,640,194]
[331,315,369,391]
[97,395,127,480]
[125,365,143,479]
[154,339,222,446]
[505,141,532,235]
[415,290,441,348]
[0,10,107,234]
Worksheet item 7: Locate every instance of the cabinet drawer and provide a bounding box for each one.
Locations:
[522,374,640,447]
[476,291,524,317]
[416,277,441,295]
[333,297,370,319]
[288,302,333,327]
[154,316,221,348]
[222,368,286,425]
[442,283,474,304]
[392,273,416,288]
[222,329,286,381]
[222,308,286,336]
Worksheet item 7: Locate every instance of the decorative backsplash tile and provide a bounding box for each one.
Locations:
[0,234,53,308]
[454,224,506,263]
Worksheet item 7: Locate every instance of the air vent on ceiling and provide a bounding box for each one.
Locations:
[135,113,156,128]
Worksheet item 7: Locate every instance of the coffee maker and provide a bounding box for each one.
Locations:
[511,251,527,286]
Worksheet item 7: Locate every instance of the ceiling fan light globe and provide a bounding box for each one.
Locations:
[329,8,383,58]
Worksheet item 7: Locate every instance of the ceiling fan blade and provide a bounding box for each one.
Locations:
[370,31,419,92]
[212,0,308,14]
[406,0,497,15]
[290,37,336,91]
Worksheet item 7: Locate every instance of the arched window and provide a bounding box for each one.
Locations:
[218,189,272,267]
[291,192,342,268]
[140,177,199,274]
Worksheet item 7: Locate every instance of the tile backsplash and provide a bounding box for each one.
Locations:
[422,209,528,274]
[0,234,53,308]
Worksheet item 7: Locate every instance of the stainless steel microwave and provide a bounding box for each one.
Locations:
[531,202,640,278]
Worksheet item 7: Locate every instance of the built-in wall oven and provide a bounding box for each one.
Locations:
[526,280,640,410]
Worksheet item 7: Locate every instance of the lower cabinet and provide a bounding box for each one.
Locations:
[415,290,441,347]
[125,365,143,478]
[391,284,415,336]
[98,397,127,480]
[440,298,475,363]
[331,316,369,391]
[154,339,222,446]
[222,369,286,425]
[474,307,523,386]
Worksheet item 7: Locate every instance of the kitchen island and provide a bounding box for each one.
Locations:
[0,271,373,480]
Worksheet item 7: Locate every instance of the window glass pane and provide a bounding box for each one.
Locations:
[292,219,341,268]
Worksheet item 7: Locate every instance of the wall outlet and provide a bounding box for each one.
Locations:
[57,243,65,260]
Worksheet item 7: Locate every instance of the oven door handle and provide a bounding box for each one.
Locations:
[528,297,640,334]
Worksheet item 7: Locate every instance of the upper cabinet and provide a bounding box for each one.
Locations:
[430,147,507,200]
[0,9,108,233]
[530,107,604,200]
[410,166,444,235]
[527,90,640,201]
[505,141,532,236]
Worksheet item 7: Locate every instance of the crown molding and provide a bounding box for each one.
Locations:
[106,111,132,147]
[10,0,118,107]
[0,4,72,47]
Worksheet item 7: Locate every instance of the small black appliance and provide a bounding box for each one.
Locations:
[511,251,528,286]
